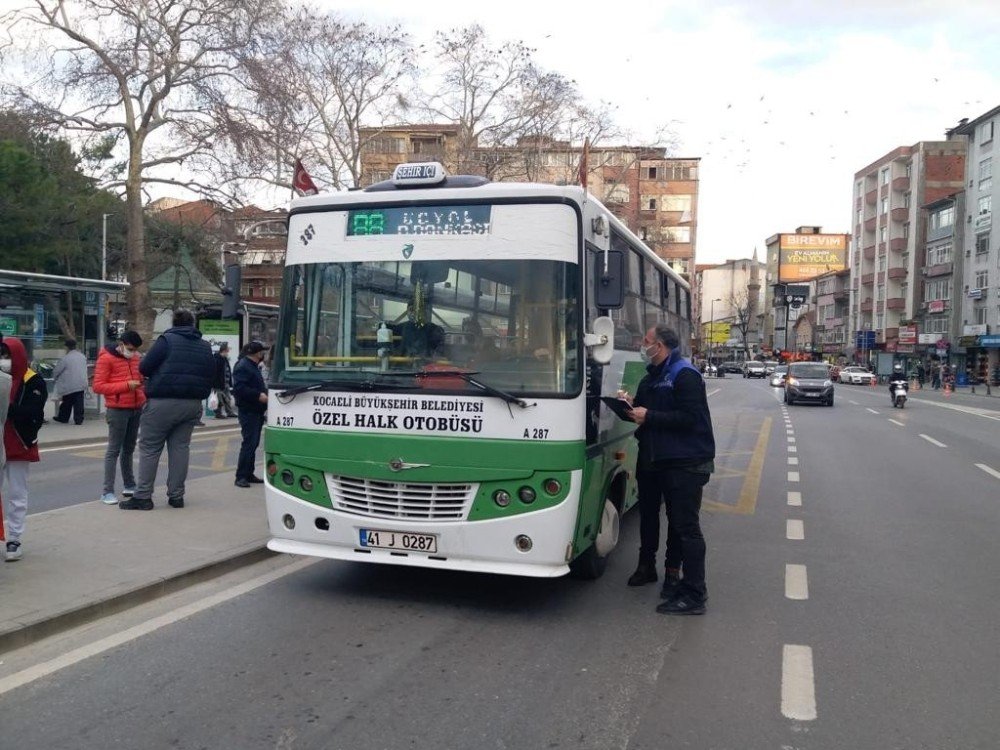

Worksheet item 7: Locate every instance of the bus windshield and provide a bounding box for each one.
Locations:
[273,258,581,396]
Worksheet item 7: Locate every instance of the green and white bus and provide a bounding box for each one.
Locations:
[265,162,692,578]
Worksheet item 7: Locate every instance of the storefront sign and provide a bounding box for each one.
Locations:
[898,325,917,345]
[963,324,988,336]
[0,317,16,337]
[958,336,980,348]
[980,334,1000,348]
[927,300,946,313]
[918,333,942,344]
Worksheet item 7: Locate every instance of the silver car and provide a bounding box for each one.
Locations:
[769,366,788,387]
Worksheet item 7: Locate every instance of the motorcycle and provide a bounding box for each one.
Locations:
[890,381,907,409]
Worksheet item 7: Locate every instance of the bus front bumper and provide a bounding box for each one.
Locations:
[264,474,581,578]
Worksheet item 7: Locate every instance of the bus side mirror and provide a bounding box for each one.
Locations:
[585,316,615,365]
[594,249,624,309]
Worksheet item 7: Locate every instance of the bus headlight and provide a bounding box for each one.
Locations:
[493,489,512,507]
[518,486,536,504]
[515,534,533,552]
[281,469,294,485]
[300,475,314,492]
[543,478,562,495]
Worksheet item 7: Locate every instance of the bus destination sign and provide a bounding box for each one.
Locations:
[347,205,492,237]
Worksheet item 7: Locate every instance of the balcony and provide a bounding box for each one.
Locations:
[863,244,876,259]
[862,273,875,285]
[886,297,905,310]
[827,316,844,327]
[860,299,874,312]
[878,241,886,254]
[889,237,907,253]
[887,267,908,279]
[924,262,953,278]
[833,288,849,300]
[891,176,910,192]
[864,217,877,232]
[865,188,878,205]
[890,207,909,222]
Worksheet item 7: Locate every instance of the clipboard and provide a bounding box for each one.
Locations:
[600,397,635,421]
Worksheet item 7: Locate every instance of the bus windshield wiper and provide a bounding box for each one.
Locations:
[408,370,536,410]
[277,376,402,398]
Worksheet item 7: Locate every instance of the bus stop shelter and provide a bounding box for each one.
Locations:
[0,269,129,412]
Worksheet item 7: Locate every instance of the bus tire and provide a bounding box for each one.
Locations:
[569,497,620,580]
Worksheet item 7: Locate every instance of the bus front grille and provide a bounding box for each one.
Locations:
[327,476,477,521]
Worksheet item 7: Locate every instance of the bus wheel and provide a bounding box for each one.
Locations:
[569,498,620,580]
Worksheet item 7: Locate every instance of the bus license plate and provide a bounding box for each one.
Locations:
[359,529,438,554]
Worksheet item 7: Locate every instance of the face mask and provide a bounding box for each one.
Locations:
[0,358,10,374]
[121,347,136,359]
[640,343,657,365]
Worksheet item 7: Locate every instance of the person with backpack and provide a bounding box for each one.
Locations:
[1,336,47,561]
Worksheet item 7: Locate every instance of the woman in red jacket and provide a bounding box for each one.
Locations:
[92,331,145,504]
[2,336,46,561]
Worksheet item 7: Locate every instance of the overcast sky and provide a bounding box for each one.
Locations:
[324,0,1000,264]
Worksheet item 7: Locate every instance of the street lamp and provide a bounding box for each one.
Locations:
[709,297,722,374]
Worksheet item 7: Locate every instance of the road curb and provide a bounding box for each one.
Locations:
[40,422,237,449]
[0,544,276,656]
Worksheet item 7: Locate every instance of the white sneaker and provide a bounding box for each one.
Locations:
[100,492,118,505]
[5,541,22,562]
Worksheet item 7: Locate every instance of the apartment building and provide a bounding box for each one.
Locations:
[812,269,851,358]
[357,125,700,278]
[954,107,1000,385]
[849,138,966,365]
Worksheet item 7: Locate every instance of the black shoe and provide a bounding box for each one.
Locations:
[168,497,184,508]
[234,478,251,488]
[659,576,682,600]
[195,421,206,427]
[248,475,265,484]
[656,593,706,616]
[53,417,69,424]
[119,497,154,511]
[627,562,658,587]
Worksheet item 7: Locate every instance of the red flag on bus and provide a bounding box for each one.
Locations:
[292,159,319,196]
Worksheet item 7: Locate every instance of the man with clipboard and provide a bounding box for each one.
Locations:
[619,325,716,615]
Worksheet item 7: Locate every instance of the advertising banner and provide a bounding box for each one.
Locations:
[898,325,917,345]
[779,234,848,283]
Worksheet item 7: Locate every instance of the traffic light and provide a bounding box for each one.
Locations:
[221,264,242,319]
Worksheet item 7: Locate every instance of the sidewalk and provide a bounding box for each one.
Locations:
[0,470,272,654]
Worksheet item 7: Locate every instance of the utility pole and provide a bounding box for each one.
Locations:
[102,213,111,281]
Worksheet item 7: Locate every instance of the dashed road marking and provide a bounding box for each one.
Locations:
[788,457,799,465]
[787,445,797,452]
[787,437,796,443]
[787,491,802,506]
[975,463,1000,480]
[888,418,905,426]
[785,564,809,600]
[787,471,800,482]
[919,434,947,448]
[866,408,879,414]
[849,400,859,405]
[781,645,817,721]
[786,519,804,539]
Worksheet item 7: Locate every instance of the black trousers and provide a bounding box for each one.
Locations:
[236,411,265,481]
[56,390,85,424]
[637,466,709,599]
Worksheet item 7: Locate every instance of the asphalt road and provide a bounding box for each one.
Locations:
[3,378,998,749]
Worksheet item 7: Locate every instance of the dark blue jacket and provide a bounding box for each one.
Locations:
[634,350,715,469]
[140,326,215,400]
[232,356,267,414]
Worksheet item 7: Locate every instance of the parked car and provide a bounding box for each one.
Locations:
[839,366,876,385]
[769,365,788,387]
[784,362,835,406]
[763,360,779,374]
[744,361,767,378]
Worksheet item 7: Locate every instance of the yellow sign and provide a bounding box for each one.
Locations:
[703,321,730,344]
[779,234,848,282]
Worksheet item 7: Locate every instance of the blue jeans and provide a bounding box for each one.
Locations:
[237,411,265,481]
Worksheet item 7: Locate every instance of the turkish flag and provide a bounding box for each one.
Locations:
[292,158,319,196]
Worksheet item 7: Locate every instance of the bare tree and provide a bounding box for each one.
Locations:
[1,0,281,337]
[727,290,756,360]
[220,9,414,193]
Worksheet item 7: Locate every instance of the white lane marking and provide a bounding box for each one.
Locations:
[975,463,1000,480]
[919,434,947,448]
[905,398,1000,422]
[866,408,879,414]
[785,564,809,600]
[0,557,318,696]
[706,388,722,397]
[788,457,799,465]
[787,491,802,506]
[888,419,905,426]
[849,401,859,405]
[787,437,796,443]
[787,445,797,453]
[782,645,818,721]
[787,471,800,482]
[40,428,242,454]
[786,519,804,540]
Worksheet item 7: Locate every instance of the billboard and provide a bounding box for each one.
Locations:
[779,234,848,283]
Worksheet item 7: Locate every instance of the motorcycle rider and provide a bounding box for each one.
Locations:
[888,363,908,405]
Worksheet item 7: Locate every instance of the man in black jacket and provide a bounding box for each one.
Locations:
[624,324,716,615]
[120,310,214,510]
[212,342,237,419]
[232,341,268,488]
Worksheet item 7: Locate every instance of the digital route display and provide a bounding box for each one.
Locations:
[347,205,492,236]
